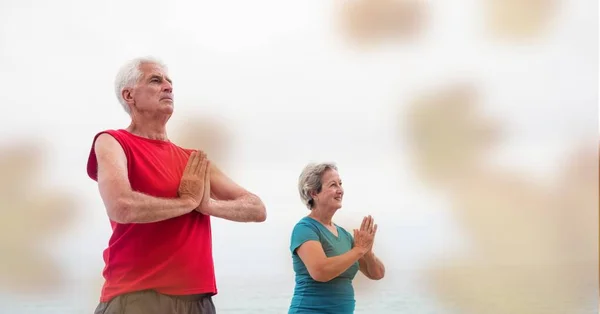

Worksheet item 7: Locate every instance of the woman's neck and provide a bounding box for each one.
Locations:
[308,207,335,226]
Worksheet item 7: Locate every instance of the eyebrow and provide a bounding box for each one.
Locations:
[149,74,172,84]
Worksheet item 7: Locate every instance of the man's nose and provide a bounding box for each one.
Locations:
[162,81,173,93]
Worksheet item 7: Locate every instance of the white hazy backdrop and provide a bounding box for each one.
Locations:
[0,0,598,313]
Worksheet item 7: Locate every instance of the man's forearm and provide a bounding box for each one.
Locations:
[112,191,196,224]
[199,194,266,222]
[361,252,386,280]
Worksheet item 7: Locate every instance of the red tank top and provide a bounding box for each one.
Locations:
[87,129,217,302]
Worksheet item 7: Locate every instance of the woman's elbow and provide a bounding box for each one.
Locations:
[310,274,330,283]
[369,269,385,280]
[370,273,385,280]
[308,269,331,283]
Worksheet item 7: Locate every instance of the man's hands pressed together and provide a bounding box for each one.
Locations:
[178,151,210,209]
[176,149,266,222]
[196,152,213,214]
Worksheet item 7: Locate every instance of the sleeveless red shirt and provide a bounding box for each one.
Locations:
[87,129,217,302]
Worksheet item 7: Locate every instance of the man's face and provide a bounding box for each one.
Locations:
[123,62,173,115]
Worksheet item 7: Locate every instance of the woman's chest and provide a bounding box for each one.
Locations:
[320,232,352,258]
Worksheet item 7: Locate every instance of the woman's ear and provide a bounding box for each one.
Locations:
[311,191,320,203]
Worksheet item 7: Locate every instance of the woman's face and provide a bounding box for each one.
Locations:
[313,169,344,210]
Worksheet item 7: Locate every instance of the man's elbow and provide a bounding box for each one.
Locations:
[250,195,267,222]
[107,198,135,224]
[255,205,267,222]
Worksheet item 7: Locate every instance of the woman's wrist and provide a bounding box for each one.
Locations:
[352,246,369,256]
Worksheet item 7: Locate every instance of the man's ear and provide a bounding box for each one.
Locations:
[122,88,134,105]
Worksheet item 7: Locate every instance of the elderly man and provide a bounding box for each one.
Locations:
[87,57,267,314]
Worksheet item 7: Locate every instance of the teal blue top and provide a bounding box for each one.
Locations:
[288,216,359,314]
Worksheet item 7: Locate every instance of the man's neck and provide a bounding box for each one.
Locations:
[127,118,169,141]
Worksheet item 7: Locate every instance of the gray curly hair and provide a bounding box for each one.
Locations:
[298,162,338,210]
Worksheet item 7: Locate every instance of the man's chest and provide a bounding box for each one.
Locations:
[128,146,190,197]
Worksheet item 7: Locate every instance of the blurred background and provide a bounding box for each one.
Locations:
[0,0,597,313]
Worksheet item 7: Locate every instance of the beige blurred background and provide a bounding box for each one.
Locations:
[0,0,597,313]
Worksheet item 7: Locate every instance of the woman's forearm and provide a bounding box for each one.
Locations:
[360,252,385,280]
[313,247,366,282]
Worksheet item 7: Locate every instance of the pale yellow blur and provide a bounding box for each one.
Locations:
[406,83,597,314]
[0,142,77,294]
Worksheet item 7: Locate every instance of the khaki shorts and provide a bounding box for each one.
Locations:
[94,290,216,314]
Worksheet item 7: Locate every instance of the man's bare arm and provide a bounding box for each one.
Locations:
[196,164,266,222]
[203,194,266,222]
[95,133,199,224]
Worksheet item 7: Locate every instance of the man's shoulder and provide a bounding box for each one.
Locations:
[91,129,128,145]
[170,142,195,154]
[87,129,127,181]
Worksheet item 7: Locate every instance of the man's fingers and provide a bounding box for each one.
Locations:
[194,152,206,174]
[360,216,367,231]
[204,160,211,177]
[204,161,211,188]
[200,160,211,201]
[372,224,378,236]
[184,151,198,174]
[191,151,203,174]
[368,215,374,232]
[197,154,208,176]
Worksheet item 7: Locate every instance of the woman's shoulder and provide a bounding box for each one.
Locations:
[292,216,322,233]
[290,217,323,244]
[294,216,317,228]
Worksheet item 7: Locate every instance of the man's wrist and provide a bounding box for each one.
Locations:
[179,195,199,210]
[196,198,216,214]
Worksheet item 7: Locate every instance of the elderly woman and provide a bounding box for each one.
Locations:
[288,162,386,314]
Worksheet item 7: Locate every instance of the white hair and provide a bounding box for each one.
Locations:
[114,57,168,114]
[298,162,338,210]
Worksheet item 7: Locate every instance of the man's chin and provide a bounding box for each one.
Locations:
[160,103,174,113]
[160,99,174,107]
